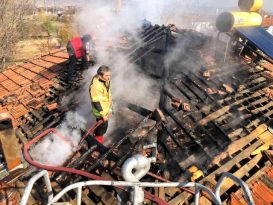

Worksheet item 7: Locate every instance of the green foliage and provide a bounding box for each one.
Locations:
[58,25,73,46]
[41,19,55,36]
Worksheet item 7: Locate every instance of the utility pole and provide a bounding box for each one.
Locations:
[115,0,121,13]
[44,0,47,13]
[53,0,56,14]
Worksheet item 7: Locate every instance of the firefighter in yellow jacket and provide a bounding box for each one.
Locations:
[90,65,112,143]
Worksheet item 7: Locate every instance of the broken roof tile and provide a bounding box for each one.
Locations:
[0,48,67,127]
[46,102,58,111]
[40,70,59,79]
[40,81,53,89]
[49,65,64,72]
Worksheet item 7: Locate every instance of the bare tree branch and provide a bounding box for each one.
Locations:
[0,0,34,69]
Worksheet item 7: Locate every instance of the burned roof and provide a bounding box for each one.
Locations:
[0,24,273,204]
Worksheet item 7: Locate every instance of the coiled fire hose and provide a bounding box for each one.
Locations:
[23,120,169,205]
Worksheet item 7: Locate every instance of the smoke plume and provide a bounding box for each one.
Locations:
[31,0,230,165]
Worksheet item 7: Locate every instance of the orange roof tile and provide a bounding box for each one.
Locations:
[0,48,68,122]
[31,59,55,69]
[1,80,20,92]
[42,56,67,64]
[21,70,39,80]
[0,73,8,81]
[52,51,69,59]
[28,65,47,74]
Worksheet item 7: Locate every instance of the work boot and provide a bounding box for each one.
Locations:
[94,135,104,144]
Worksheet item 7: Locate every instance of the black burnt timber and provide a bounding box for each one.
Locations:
[20,123,33,139]
[170,78,231,146]
[167,84,228,150]
[201,139,262,182]
[51,180,78,203]
[215,82,269,127]
[173,77,231,145]
[29,109,43,121]
[165,84,222,155]
[245,109,273,131]
[226,86,272,129]
[54,145,97,183]
[87,122,160,172]
[50,145,120,204]
[163,124,192,158]
[73,113,161,183]
[177,138,264,204]
[30,114,59,133]
[128,26,168,56]
[163,108,213,161]
[184,73,223,108]
[141,25,169,44]
[209,64,252,83]
[190,70,256,131]
[220,85,267,108]
[163,125,186,153]
[127,103,153,117]
[15,127,28,144]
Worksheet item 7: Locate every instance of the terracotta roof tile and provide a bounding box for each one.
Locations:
[0,48,68,125]
[50,65,64,72]
[49,48,66,53]
[52,51,69,59]
[21,70,39,80]
[9,104,29,119]
[2,70,17,79]
[46,102,58,111]
[0,73,8,82]
[0,86,10,98]
[40,80,53,89]
[13,66,27,74]
[15,77,31,86]
[1,80,20,92]
[40,70,59,79]
[42,56,67,64]
[28,65,47,74]
[21,63,35,69]
[31,59,55,68]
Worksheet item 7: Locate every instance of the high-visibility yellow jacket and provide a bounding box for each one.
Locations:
[89,75,112,118]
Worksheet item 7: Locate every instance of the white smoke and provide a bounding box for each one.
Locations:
[30,111,88,166]
[30,0,229,164]
[71,0,220,138]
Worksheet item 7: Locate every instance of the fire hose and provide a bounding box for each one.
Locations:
[23,120,169,205]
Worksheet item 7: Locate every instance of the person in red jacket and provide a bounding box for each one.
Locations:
[66,34,91,81]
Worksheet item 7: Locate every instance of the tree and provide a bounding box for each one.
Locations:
[0,0,34,69]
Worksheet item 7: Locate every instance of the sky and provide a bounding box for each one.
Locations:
[37,0,273,12]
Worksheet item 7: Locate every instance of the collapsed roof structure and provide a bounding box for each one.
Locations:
[0,0,273,204]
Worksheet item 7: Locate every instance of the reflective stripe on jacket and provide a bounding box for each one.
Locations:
[90,75,111,118]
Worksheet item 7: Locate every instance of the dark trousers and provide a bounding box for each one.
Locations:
[67,55,77,81]
[67,55,89,81]
[94,118,108,136]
